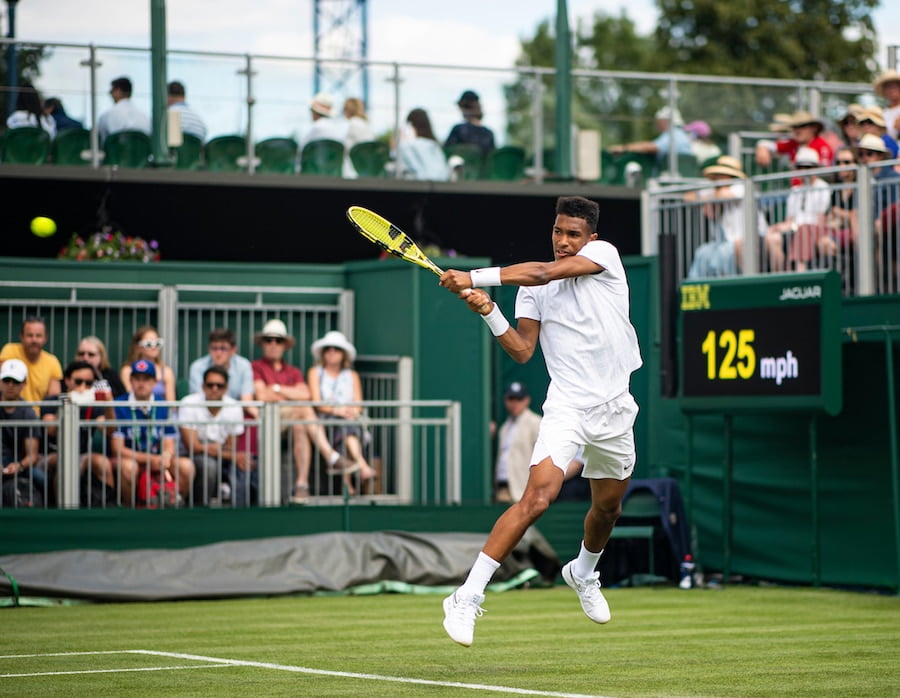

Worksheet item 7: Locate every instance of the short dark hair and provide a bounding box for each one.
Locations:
[21,315,46,333]
[556,196,599,233]
[203,365,229,383]
[167,81,186,97]
[64,360,99,380]
[111,77,133,96]
[208,328,237,346]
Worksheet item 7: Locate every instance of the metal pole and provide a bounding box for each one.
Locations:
[359,0,369,108]
[554,0,572,179]
[149,0,171,166]
[80,43,102,168]
[4,0,18,119]
[532,72,544,183]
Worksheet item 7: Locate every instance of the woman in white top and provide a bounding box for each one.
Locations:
[342,97,374,178]
[6,83,56,139]
[307,330,376,494]
[396,108,450,181]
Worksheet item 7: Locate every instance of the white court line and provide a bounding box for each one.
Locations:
[2,664,234,678]
[1,650,611,697]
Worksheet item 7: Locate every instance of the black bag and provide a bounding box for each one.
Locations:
[1,476,44,508]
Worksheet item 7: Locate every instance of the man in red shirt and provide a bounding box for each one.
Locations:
[251,319,352,503]
[755,110,834,170]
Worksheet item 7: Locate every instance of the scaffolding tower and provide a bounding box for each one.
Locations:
[313,0,369,105]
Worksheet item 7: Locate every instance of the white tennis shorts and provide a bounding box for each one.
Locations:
[531,391,638,481]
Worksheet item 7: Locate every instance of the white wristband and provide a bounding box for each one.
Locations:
[470,266,502,287]
[481,303,510,336]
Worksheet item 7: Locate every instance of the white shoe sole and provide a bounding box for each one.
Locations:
[442,595,473,647]
[562,562,611,624]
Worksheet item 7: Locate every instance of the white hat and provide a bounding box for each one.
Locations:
[0,359,28,383]
[310,92,334,117]
[311,330,357,363]
[857,133,889,154]
[794,146,820,167]
[254,318,295,349]
[654,106,683,125]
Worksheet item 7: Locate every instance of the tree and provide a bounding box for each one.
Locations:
[1,45,48,118]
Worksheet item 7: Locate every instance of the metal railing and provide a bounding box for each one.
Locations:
[0,398,461,510]
[645,159,900,296]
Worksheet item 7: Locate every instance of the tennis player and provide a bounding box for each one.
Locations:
[438,195,642,647]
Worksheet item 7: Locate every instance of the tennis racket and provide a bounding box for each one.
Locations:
[346,206,444,276]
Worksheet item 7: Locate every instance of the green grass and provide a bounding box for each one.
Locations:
[2,585,899,697]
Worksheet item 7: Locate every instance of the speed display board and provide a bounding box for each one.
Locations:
[679,271,842,415]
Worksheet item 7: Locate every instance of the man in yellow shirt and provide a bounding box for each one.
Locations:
[0,316,63,408]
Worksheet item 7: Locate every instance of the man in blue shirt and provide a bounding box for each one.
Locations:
[609,106,693,173]
[188,328,256,418]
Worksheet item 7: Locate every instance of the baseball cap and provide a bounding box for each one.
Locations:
[130,359,157,379]
[504,381,528,399]
[0,359,28,383]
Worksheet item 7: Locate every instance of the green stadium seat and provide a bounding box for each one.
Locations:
[50,127,92,166]
[349,140,390,177]
[103,130,152,168]
[444,143,485,180]
[255,137,298,174]
[677,153,703,178]
[486,145,526,181]
[1,126,50,165]
[172,133,204,170]
[299,138,344,177]
[204,135,247,172]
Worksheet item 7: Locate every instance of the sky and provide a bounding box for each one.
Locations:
[6,0,900,141]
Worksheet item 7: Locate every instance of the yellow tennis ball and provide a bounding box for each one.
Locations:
[30,217,57,238]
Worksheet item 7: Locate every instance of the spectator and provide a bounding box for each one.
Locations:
[444,90,495,156]
[188,328,256,415]
[755,110,833,170]
[120,326,175,402]
[5,82,56,139]
[396,108,451,181]
[97,76,151,144]
[75,335,127,397]
[0,316,63,409]
[301,92,343,149]
[686,155,768,278]
[766,146,832,271]
[41,360,117,504]
[836,104,864,147]
[493,382,541,503]
[874,69,900,140]
[109,359,194,506]
[683,120,721,166]
[858,107,899,159]
[816,145,859,272]
[858,132,899,182]
[342,97,374,178]
[307,330,377,495]
[608,106,693,170]
[167,80,207,141]
[43,97,83,132]
[251,319,352,504]
[178,365,254,507]
[0,359,44,508]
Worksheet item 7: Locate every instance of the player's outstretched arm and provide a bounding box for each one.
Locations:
[439,255,602,293]
[459,288,538,364]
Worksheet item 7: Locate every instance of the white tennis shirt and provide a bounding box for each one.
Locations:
[515,240,642,409]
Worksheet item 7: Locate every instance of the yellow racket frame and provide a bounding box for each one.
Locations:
[346,206,444,276]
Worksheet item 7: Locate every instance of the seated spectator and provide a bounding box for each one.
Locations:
[41,360,117,505]
[0,359,44,507]
[120,326,175,401]
[835,104,864,147]
[301,92,343,150]
[109,359,194,507]
[874,69,900,140]
[683,120,721,166]
[445,90,495,156]
[188,328,256,416]
[167,80,207,141]
[820,146,859,259]
[97,76,151,144]
[43,97,83,132]
[686,156,768,279]
[251,319,353,504]
[343,97,375,178]
[178,366,254,507]
[6,82,56,139]
[858,107,899,159]
[755,110,833,170]
[396,108,451,181]
[608,106,693,170]
[75,335,127,397]
[307,331,377,495]
[765,147,832,271]
[0,315,63,410]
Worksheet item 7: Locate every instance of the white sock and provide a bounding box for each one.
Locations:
[572,541,603,579]
[327,452,340,466]
[460,552,500,596]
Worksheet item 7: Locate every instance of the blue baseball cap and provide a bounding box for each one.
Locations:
[131,359,156,379]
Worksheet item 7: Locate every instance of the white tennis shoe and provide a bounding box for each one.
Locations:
[562,561,611,624]
[442,589,485,647]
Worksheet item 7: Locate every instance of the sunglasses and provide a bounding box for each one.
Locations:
[1,377,23,384]
[209,344,232,352]
[204,381,227,389]
[858,151,881,158]
[77,350,98,357]
[71,378,95,387]
[138,338,164,349]
[262,336,285,344]
[836,159,856,165]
